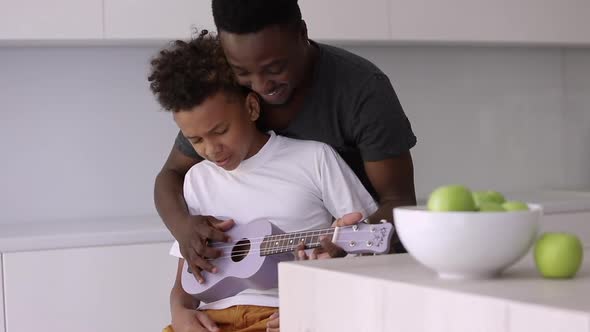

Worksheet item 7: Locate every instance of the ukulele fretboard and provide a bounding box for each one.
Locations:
[260,228,336,256]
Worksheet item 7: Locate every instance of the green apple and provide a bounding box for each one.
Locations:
[534,232,584,279]
[502,200,529,211]
[427,185,477,212]
[473,190,506,207]
[478,202,505,212]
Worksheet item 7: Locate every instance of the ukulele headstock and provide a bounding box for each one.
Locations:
[335,220,394,255]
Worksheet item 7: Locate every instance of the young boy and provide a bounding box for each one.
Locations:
[149,31,378,332]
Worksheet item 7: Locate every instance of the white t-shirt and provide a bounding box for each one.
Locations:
[170,131,378,310]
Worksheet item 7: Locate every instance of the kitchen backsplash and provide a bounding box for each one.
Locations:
[0,45,589,223]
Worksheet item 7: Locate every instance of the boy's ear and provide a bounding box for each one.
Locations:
[245,92,261,121]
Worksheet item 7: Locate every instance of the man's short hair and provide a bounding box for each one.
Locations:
[212,0,302,34]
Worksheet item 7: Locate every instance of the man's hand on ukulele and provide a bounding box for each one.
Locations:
[177,215,235,283]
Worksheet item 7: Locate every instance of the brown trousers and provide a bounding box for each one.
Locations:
[163,305,277,332]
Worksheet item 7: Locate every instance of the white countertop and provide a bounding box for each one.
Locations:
[0,215,174,253]
[2,190,587,254]
[279,248,590,332]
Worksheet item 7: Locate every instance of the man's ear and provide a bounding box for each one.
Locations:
[245,92,261,121]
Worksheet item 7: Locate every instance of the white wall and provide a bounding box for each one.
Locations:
[0,46,178,224]
[562,50,590,189]
[345,45,590,198]
[0,45,589,224]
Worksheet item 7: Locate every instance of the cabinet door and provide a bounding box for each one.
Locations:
[0,0,102,40]
[104,0,215,40]
[299,0,390,41]
[389,0,590,45]
[3,242,178,332]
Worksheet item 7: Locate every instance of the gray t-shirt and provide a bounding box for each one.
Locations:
[175,43,417,199]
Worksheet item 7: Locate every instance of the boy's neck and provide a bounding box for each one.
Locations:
[245,131,271,159]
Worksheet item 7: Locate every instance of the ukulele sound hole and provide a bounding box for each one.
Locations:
[231,239,251,262]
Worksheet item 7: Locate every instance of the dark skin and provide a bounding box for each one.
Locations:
[154,21,416,283]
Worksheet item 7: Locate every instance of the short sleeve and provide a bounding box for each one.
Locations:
[169,241,183,258]
[352,74,417,161]
[317,143,379,219]
[174,130,201,159]
[183,167,202,216]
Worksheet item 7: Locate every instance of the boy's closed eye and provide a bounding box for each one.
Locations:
[188,126,229,144]
[214,127,229,135]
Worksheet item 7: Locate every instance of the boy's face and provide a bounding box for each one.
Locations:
[219,23,308,106]
[174,91,261,171]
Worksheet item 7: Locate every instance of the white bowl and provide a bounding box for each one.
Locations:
[394,204,542,279]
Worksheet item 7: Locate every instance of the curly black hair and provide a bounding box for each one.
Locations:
[212,0,302,34]
[148,30,244,112]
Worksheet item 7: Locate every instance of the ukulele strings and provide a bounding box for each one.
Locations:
[205,243,322,260]
[206,230,379,251]
[206,242,327,259]
[203,224,387,250]
[203,233,381,260]
[209,230,335,245]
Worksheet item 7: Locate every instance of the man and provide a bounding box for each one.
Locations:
[154,0,417,286]
[150,31,377,332]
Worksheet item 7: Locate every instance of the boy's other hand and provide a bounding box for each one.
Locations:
[267,310,280,332]
[172,308,219,332]
[296,212,363,259]
[332,212,363,228]
[177,215,235,283]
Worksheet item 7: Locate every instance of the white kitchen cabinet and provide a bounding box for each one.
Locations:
[300,0,390,41]
[389,0,590,45]
[3,242,177,332]
[0,255,5,332]
[280,250,590,332]
[1,0,590,45]
[0,0,103,40]
[104,0,215,40]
